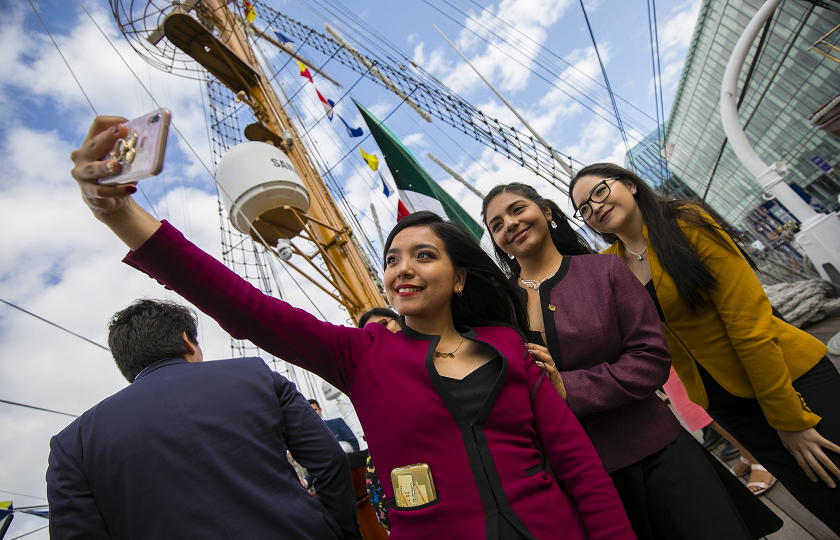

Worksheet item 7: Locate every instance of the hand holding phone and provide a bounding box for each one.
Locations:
[98,108,171,185]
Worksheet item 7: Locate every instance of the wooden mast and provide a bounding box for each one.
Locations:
[170,0,386,322]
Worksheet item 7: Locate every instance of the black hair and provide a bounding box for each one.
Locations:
[569,163,756,311]
[358,307,400,329]
[307,399,320,408]
[383,211,530,336]
[107,299,199,383]
[481,182,592,277]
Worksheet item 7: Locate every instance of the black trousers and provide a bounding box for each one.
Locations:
[609,429,780,540]
[700,357,840,535]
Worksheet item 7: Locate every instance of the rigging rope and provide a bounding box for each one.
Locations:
[0,298,108,351]
[453,0,659,125]
[0,398,78,418]
[424,0,649,139]
[577,0,637,172]
[9,525,50,540]
[255,0,578,188]
[27,0,97,115]
[0,490,46,501]
[646,0,667,184]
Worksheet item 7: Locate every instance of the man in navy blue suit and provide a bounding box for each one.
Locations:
[308,399,360,452]
[46,299,361,540]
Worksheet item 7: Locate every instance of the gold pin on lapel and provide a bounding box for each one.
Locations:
[548,304,556,312]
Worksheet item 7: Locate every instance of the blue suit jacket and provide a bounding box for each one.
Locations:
[324,418,360,452]
[47,357,361,540]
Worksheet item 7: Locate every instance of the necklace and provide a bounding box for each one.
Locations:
[435,336,464,358]
[519,269,558,291]
[624,242,648,261]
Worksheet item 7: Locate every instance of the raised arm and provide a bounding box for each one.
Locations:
[71,116,162,250]
[71,116,371,392]
[560,256,671,418]
[688,218,839,485]
[688,219,821,430]
[523,344,636,540]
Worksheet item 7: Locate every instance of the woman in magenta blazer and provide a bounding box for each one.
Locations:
[482,183,780,540]
[69,116,635,540]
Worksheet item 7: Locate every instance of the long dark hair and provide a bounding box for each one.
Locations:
[383,211,530,336]
[480,183,592,277]
[569,163,756,311]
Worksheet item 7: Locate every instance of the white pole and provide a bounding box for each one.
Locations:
[427,153,485,198]
[434,25,573,182]
[720,0,840,283]
[720,0,815,220]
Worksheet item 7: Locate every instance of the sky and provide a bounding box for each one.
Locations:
[0,0,701,536]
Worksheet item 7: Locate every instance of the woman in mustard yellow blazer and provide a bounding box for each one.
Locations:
[569,162,840,534]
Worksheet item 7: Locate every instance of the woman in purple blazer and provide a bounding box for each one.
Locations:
[70,116,636,540]
[482,183,781,540]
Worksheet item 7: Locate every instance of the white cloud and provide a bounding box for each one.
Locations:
[402,133,428,148]
[659,0,702,63]
[0,7,368,539]
[413,0,574,95]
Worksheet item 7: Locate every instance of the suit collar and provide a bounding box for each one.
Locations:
[133,357,189,382]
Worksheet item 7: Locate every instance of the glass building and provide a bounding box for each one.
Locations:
[662,0,840,225]
[626,128,700,201]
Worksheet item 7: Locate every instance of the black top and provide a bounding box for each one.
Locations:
[528,331,546,347]
[441,356,503,424]
[644,280,666,322]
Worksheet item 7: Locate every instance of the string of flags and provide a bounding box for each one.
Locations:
[0,501,49,520]
[295,61,363,137]
[243,0,257,22]
[242,3,392,207]
[270,26,296,50]
[360,148,393,197]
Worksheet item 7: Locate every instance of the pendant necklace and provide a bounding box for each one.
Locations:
[435,336,464,358]
[624,242,648,261]
[519,269,558,291]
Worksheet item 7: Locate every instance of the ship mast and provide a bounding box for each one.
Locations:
[166,0,386,321]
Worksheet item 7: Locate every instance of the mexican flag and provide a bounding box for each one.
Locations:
[354,100,484,243]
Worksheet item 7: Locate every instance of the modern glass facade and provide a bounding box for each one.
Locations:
[662,0,840,224]
[626,128,700,201]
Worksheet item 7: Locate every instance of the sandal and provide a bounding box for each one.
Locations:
[731,456,750,478]
[746,463,777,496]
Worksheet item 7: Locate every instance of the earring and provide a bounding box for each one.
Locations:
[509,254,515,259]
[550,220,557,229]
[456,288,463,297]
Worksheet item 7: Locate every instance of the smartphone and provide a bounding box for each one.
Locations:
[390,463,437,508]
[99,108,171,185]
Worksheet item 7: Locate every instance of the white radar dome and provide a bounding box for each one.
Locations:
[216,141,310,244]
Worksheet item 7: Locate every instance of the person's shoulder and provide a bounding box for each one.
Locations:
[472,325,524,350]
[571,252,613,264]
[325,417,348,428]
[567,252,618,277]
[671,204,732,248]
[196,356,271,374]
[600,242,620,255]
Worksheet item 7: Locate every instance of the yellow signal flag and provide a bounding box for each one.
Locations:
[360,148,378,171]
[246,4,257,22]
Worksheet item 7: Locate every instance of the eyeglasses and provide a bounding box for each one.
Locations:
[573,178,619,222]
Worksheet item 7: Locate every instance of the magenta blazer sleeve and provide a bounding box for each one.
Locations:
[522,343,636,540]
[561,256,672,418]
[124,221,371,393]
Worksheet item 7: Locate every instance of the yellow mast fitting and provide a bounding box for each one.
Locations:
[164,0,387,321]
